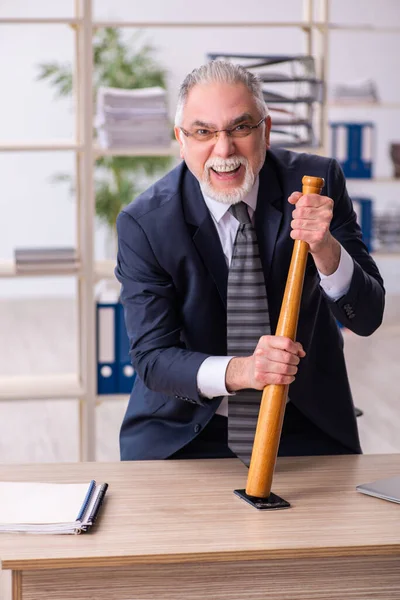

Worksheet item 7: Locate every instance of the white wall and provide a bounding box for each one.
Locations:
[0,0,399,297]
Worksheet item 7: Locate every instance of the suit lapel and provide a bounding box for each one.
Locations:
[182,168,228,307]
[255,153,284,283]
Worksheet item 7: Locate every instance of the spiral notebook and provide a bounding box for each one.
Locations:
[0,480,108,534]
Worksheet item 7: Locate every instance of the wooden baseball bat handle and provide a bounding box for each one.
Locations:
[245,175,325,498]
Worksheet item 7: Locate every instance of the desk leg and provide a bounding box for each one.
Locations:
[0,570,21,600]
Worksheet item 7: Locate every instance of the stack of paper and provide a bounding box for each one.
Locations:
[14,247,78,273]
[374,209,400,252]
[331,79,379,104]
[96,86,171,149]
[0,480,108,534]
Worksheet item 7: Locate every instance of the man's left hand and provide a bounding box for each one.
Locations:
[288,191,341,276]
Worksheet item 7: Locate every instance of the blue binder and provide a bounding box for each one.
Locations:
[96,302,136,395]
[337,196,373,330]
[116,303,135,394]
[352,197,373,252]
[330,122,374,179]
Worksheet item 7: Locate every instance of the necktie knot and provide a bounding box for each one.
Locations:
[229,202,251,225]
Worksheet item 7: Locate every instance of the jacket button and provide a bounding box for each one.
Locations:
[194,423,201,434]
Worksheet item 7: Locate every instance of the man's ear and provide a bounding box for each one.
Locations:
[264,115,272,149]
[174,126,185,159]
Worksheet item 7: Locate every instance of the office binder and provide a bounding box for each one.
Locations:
[352,197,373,252]
[97,303,118,394]
[330,122,374,178]
[0,480,108,534]
[116,302,135,393]
[97,302,136,394]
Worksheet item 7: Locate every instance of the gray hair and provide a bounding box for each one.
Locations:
[174,60,268,127]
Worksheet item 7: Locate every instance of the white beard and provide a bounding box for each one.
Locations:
[199,150,265,205]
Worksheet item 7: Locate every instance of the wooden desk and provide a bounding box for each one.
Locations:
[1,454,400,600]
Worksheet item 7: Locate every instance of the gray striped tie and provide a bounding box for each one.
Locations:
[227,202,271,466]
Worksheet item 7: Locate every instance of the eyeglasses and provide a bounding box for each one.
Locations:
[180,118,265,142]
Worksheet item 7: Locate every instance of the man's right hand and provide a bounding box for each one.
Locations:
[225,335,306,392]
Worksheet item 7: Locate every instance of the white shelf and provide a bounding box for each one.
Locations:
[329,103,400,110]
[95,141,180,158]
[0,374,84,401]
[0,141,179,157]
[372,252,400,259]
[346,177,400,183]
[97,394,130,402]
[0,17,81,25]
[3,17,396,33]
[0,141,82,152]
[0,260,116,279]
[93,20,311,29]
[317,23,400,33]
[0,260,80,278]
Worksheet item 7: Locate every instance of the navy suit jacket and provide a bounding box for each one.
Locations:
[115,148,385,460]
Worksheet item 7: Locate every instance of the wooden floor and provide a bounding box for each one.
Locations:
[0,296,399,463]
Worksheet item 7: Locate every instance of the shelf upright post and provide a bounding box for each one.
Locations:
[303,0,313,55]
[76,0,96,461]
[302,0,314,144]
[315,0,330,154]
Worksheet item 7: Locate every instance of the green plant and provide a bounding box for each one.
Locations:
[37,28,172,232]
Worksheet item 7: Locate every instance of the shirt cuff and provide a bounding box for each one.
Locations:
[318,245,354,301]
[197,356,235,399]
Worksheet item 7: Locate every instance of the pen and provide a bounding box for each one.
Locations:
[76,480,96,522]
[86,483,108,526]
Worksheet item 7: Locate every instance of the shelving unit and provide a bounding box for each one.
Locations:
[0,0,398,460]
[0,0,96,461]
[321,2,400,261]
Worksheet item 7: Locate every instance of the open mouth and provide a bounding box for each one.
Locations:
[211,165,241,175]
[210,164,243,180]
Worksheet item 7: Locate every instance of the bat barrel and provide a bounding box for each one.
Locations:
[245,175,325,498]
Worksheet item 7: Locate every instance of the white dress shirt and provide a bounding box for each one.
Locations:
[196,177,354,415]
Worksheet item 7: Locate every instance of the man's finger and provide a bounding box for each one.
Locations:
[259,335,304,355]
[256,348,301,365]
[296,194,333,208]
[287,191,302,205]
[255,361,298,376]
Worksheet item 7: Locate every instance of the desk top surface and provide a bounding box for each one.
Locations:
[0,454,399,570]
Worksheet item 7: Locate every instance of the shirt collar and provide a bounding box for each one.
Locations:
[202,176,260,223]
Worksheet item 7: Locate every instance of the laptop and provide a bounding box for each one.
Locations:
[356,476,400,504]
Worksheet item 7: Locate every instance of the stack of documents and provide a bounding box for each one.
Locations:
[331,79,379,104]
[96,86,171,149]
[373,209,400,252]
[14,247,78,273]
[0,480,108,534]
